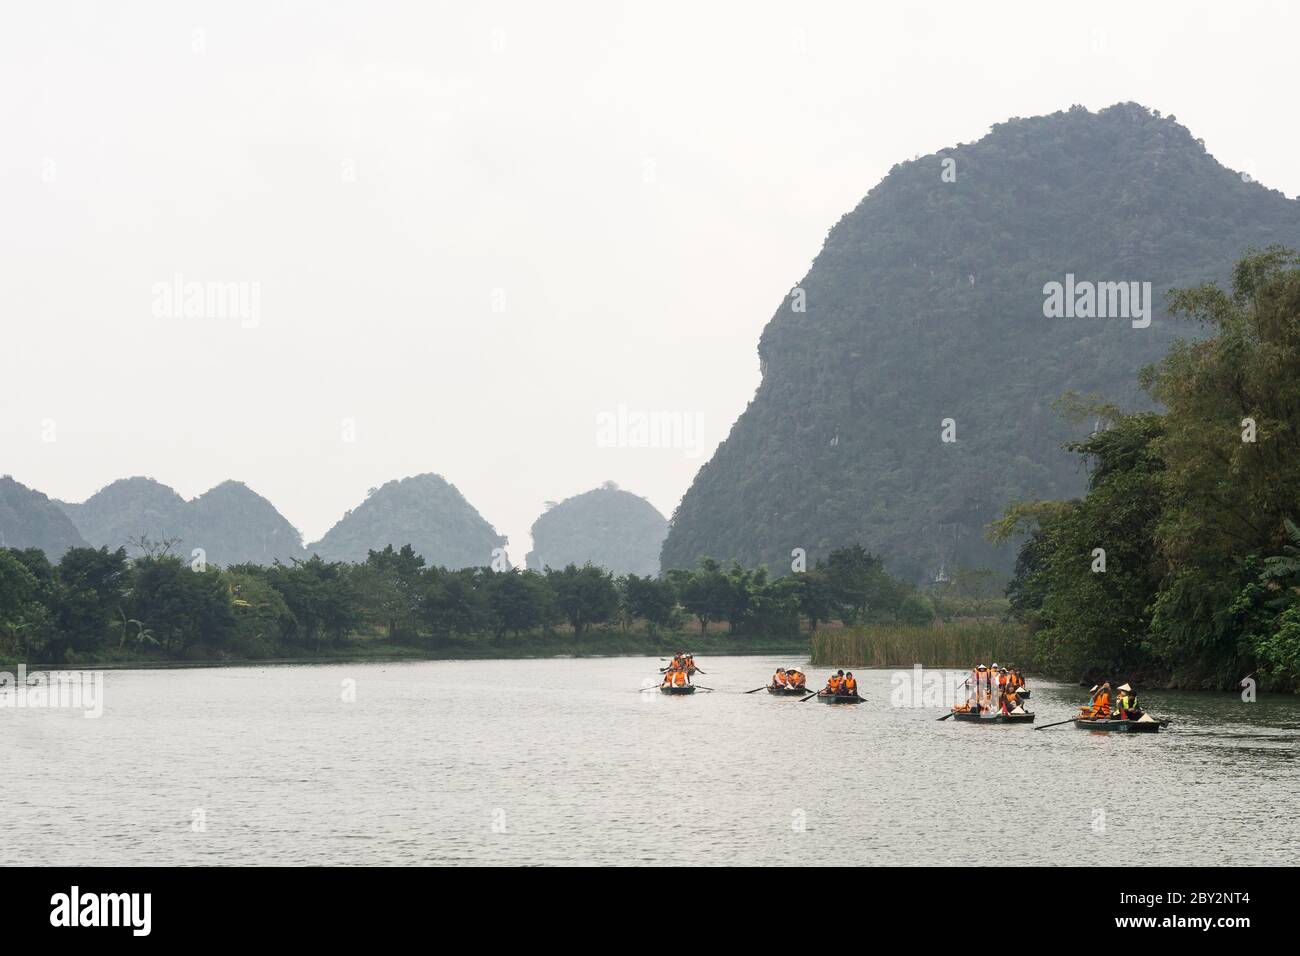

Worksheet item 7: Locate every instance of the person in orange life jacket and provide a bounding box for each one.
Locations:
[842,672,859,697]
[824,671,844,695]
[773,668,789,688]
[1089,682,1112,718]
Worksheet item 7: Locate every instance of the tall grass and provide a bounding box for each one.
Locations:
[811,622,1032,668]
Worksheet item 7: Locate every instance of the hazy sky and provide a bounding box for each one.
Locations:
[3,0,1298,560]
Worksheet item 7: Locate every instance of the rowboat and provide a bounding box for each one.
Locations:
[1073,716,1162,733]
[816,693,864,705]
[952,710,1035,724]
[660,684,696,695]
[767,684,807,696]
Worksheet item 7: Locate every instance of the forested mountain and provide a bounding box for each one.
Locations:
[661,103,1300,582]
[187,480,305,566]
[0,476,86,557]
[56,477,189,555]
[525,482,668,576]
[308,473,505,568]
[54,476,304,565]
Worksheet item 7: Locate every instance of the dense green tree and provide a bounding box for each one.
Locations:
[267,555,361,650]
[49,546,129,659]
[484,569,552,639]
[545,564,618,640]
[128,555,236,654]
[622,574,677,635]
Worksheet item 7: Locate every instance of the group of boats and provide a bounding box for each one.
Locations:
[649,656,1170,731]
[945,669,1167,732]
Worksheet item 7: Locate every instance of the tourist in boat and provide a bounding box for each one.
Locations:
[772,667,789,688]
[1115,684,1143,719]
[663,668,688,689]
[823,671,844,695]
[1088,682,1112,719]
[843,671,859,698]
[787,668,807,689]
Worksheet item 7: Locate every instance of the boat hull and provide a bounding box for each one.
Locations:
[767,685,807,696]
[816,693,863,704]
[1073,717,1161,733]
[952,711,1035,724]
[660,684,696,695]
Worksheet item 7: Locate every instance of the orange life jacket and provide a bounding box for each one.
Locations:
[774,672,788,686]
[844,677,857,693]
[1090,691,1110,717]
[673,670,687,686]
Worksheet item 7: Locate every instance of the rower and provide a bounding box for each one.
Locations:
[787,668,806,689]
[773,667,789,688]
[1089,682,1112,719]
[1115,683,1141,719]
[824,671,843,695]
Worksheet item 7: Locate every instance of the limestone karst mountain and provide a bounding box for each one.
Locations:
[660,103,1300,581]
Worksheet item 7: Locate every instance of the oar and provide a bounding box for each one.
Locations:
[937,711,956,721]
[743,685,770,694]
[692,684,715,691]
[1034,716,1079,730]
[799,690,822,702]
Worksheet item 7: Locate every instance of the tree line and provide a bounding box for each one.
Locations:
[0,540,967,665]
[995,248,1300,692]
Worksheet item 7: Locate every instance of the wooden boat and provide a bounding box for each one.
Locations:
[767,684,807,696]
[1073,716,1162,733]
[659,684,696,695]
[952,710,1035,724]
[816,692,864,705]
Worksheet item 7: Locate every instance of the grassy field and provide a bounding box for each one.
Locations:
[810,622,1031,668]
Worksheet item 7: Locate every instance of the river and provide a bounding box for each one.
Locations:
[3,656,1297,865]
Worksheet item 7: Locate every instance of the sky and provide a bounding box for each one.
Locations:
[3,0,1298,561]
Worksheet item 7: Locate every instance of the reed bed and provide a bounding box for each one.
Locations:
[811,622,1031,668]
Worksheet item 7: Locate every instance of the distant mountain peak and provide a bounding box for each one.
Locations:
[308,472,505,568]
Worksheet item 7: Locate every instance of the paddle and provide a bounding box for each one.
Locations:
[799,690,822,702]
[692,683,715,691]
[936,711,956,721]
[1033,716,1079,730]
[743,685,770,694]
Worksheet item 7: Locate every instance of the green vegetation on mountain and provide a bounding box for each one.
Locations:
[0,476,86,557]
[661,103,1300,583]
[999,248,1300,691]
[52,476,304,566]
[308,473,506,569]
[525,482,668,576]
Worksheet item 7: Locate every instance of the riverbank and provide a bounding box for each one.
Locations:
[7,629,811,670]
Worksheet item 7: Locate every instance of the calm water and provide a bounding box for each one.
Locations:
[4,656,1298,866]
